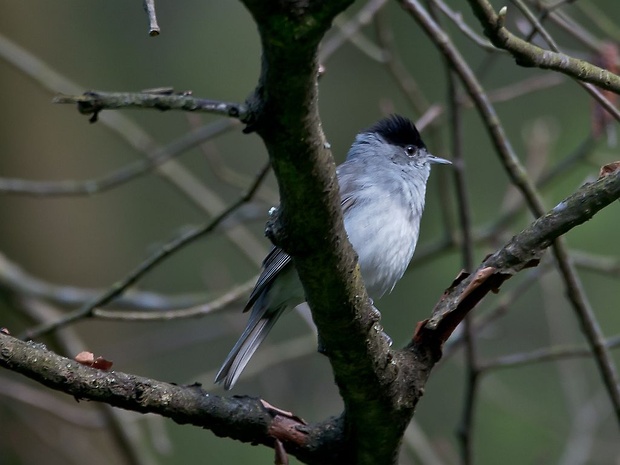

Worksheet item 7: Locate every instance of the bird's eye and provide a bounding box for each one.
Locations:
[405,145,416,156]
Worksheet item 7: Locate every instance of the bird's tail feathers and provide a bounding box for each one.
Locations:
[215,308,283,390]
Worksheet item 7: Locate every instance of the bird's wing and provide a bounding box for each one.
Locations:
[338,163,365,216]
[340,175,370,217]
[244,246,292,312]
[340,193,358,216]
[246,183,360,313]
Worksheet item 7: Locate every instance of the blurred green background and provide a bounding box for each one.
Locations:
[0,1,619,464]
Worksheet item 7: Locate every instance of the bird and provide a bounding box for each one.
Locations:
[215,114,451,389]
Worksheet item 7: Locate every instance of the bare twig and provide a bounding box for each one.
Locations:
[443,264,551,358]
[416,168,620,347]
[0,118,236,196]
[143,0,160,36]
[93,277,255,321]
[478,134,596,238]
[0,252,207,310]
[0,29,268,280]
[374,9,430,114]
[445,69,477,465]
[20,163,270,340]
[480,335,620,372]
[402,0,546,215]
[466,1,620,94]
[53,91,247,122]
[571,251,620,276]
[430,0,500,52]
[186,113,279,206]
[510,0,620,123]
[574,1,620,43]
[485,73,565,103]
[529,2,601,52]
[319,0,389,63]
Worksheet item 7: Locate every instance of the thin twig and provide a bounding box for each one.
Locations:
[511,0,620,123]
[186,113,279,205]
[506,0,620,425]
[374,9,430,114]
[0,119,236,196]
[444,48,477,465]
[430,0,500,52]
[20,163,270,340]
[574,1,620,43]
[480,335,620,372]
[483,73,565,104]
[93,277,256,321]
[402,0,546,215]
[319,0,389,63]
[571,251,620,276]
[143,0,160,36]
[530,2,601,52]
[467,1,620,95]
[443,264,552,359]
[478,134,596,239]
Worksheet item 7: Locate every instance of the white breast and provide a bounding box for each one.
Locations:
[343,177,425,298]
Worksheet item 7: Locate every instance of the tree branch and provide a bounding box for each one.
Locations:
[413,166,620,354]
[53,91,248,122]
[466,0,620,94]
[0,334,346,465]
[0,119,236,196]
[0,252,207,311]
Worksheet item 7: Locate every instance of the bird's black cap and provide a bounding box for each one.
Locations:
[366,114,426,149]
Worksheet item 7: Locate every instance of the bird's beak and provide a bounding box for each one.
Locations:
[427,153,452,165]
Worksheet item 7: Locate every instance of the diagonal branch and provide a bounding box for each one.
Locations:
[413,167,620,354]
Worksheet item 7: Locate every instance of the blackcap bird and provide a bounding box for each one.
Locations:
[216,114,451,389]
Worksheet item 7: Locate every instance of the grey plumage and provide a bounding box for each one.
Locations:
[215,115,451,389]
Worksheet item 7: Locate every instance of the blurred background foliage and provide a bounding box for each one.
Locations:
[0,1,619,464]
